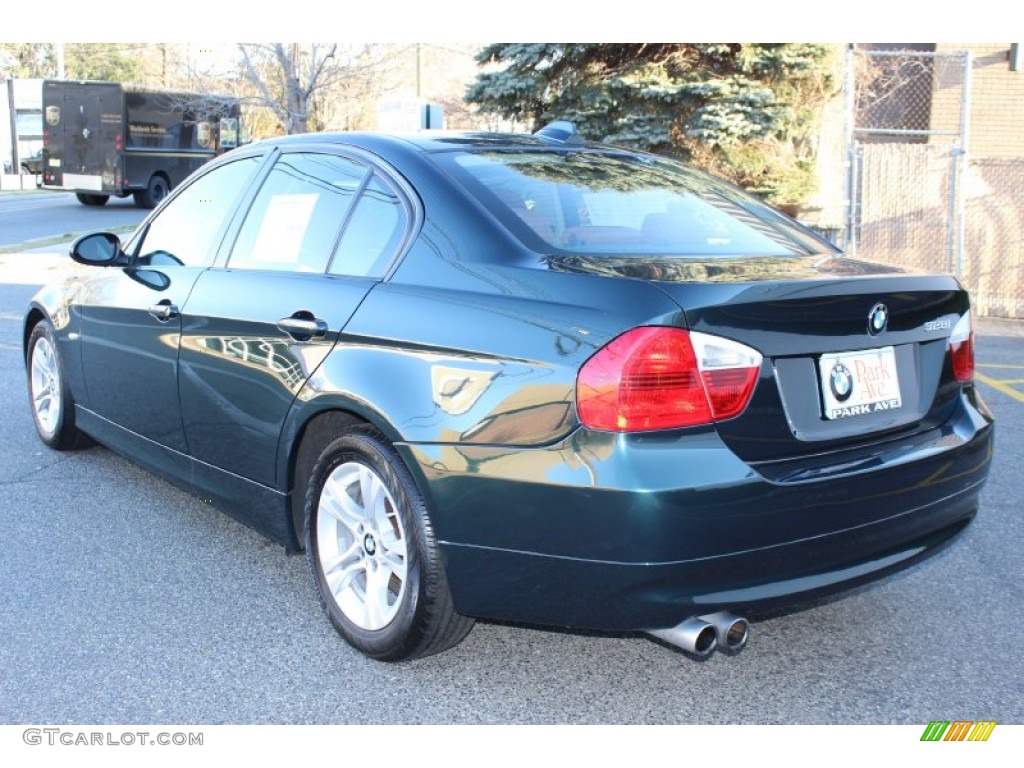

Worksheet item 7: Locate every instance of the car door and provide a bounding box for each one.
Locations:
[77,154,264,452]
[178,148,413,487]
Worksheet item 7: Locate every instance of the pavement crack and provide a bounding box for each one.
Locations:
[0,455,74,486]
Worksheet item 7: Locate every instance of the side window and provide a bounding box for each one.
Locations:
[329,173,407,278]
[228,153,368,273]
[134,156,261,268]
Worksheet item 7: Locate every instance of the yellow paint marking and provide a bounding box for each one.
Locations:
[976,372,1024,403]
[977,363,1024,370]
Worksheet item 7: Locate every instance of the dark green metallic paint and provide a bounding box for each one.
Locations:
[179,269,372,485]
[24,130,995,643]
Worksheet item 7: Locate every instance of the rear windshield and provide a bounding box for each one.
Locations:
[435,149,832,257]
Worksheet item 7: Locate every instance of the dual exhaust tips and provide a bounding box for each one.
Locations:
[649,612,749,657]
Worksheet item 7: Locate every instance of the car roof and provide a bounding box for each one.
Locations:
[257,130,620,156]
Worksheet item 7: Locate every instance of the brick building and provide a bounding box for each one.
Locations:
[931,43,1024,158]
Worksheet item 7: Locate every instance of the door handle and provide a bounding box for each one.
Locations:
[148,300,179,322]
[277,313,328,341]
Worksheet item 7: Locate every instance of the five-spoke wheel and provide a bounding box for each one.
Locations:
[305,427,473,661]
[30,331,61,437]
[316,461,408,631]
[26,321,90,450]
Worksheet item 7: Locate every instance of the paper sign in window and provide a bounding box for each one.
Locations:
[249,194,318,264]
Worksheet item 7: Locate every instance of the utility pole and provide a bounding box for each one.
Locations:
[416,43,421,100]
[7,78,19,175]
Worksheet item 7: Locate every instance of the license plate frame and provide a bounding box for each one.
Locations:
[819,346,902,420]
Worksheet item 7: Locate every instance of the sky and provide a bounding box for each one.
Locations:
[18,0,1008,44]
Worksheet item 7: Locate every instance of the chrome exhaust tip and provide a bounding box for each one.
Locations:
[648,617,718,657]
[700,611,750,653]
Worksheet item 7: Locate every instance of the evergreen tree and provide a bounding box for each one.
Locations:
[466,44,837,205]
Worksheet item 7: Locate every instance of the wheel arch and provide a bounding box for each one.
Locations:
[24,309,94,451]
[24,289,89,412]
[281,403,408,552]
[23,306,46,363]
[300,409,475,659]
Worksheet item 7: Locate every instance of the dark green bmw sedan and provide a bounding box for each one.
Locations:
[24,124,994,661]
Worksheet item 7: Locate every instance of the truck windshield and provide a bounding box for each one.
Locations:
[436,149,834,258]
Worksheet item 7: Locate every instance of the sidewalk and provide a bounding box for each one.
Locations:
[0,239,79,286]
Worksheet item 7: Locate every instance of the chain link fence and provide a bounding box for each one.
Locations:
[846,46,1023,318]
[962,157,1024,317]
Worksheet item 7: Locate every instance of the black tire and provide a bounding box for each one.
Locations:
[133,175,169,209]
[75,193,109,207]
[304,425,473,661]
[26,321,92,451]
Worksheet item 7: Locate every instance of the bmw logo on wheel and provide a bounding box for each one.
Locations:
[868,303,889,335]
[830,362,854,402]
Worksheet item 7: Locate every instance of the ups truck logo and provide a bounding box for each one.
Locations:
[197,121,213,149]
[46,106,61,126]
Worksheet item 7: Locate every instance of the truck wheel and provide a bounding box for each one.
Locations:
[75,193,109,207]
[134,175,169,209]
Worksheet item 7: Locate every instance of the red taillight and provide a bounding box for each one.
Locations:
[702,367,759,420]
[577,327,762,432]
[950,310,974,382]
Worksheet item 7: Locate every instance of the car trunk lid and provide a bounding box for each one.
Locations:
[550,253,970,463]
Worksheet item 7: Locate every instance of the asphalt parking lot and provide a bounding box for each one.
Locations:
[0,253,1021,726]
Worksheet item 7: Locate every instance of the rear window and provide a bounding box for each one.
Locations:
[436,149,831,257]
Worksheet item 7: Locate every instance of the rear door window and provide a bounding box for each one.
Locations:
[227,152,368,273]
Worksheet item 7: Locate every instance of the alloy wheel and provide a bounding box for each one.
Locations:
[315,461,408,631]
[30,335,61,437]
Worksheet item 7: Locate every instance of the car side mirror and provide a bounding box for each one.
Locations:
[70,232,128,267]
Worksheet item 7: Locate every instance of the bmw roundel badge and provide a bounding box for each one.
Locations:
[830,362,854,402]
[868,303,889,335]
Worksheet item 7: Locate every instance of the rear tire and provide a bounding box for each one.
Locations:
[75,193,109,207]
[133,175,169,209]
[26,321,92,450]
[304,425,473,661]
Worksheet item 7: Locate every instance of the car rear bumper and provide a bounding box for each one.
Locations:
[401,393,994,631]
[436,481,980,630]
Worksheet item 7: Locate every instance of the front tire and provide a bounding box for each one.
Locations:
[304,426,473,661]
[27,321,92,450]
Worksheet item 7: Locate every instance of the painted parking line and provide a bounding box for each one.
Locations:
[976,368,1024,404]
